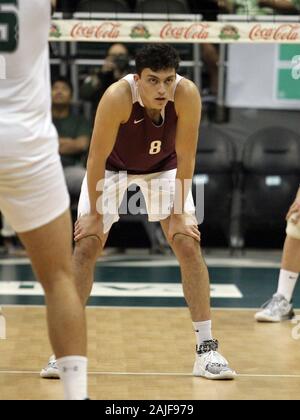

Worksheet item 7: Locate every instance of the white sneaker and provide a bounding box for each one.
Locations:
[40,355,60,379]
[193,339,237,380]
[255,293,295,323]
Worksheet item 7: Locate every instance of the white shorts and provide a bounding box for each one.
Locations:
[0,150,70,233]
[78,169,198,234]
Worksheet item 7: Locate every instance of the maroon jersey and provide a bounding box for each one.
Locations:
[106,74,183,174]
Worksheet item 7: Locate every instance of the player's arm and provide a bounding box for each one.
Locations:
[87,83,129,214]
[174,80,201,213]
[169,80,202,242]
[258,0,298,12]
[75,82,131,242]
[51,0,57,7]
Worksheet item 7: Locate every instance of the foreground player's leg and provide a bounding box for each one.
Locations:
[41,234,107,380]
[19,210,88,400]
[255,235,300,323]
[160,219,236,380]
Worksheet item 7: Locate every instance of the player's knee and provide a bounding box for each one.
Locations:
[74,236,102,263]
[40,265,73,294]
[173,234,199,259]
[286,217,300,240]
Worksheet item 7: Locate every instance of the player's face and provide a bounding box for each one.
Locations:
[135,69,176,110]
[52,82,72,106]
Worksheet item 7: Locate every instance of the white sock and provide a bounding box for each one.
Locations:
[57,356,88,400]
[192,320,212,347]
[277,269,299,303]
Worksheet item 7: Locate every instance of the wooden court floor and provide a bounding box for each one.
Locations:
[0,306,300,400]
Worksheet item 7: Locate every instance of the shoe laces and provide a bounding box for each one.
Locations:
[197,339,228,368]
[262,294,287,313]
[48,355,57,368]
[201,350,228,368]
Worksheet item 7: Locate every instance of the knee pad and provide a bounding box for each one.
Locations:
[286,216,300,240]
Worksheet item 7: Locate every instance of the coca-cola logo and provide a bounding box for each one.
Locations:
[249,24,300,41]
[160,23,209,40]
[71,22,120,39]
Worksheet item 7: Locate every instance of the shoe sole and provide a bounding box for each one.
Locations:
[193,364,237,380]
[40,370,60,380]
[255,311,295,323]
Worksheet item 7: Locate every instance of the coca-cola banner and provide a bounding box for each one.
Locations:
[50,20,300,43]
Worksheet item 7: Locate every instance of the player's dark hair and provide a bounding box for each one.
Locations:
[135,44,180,75]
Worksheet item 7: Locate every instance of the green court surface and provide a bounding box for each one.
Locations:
[0,255,298,309]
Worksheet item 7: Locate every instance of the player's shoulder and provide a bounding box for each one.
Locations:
[101,79,132,121]
[176,78,201,100]
[104,79,132,103]
[175,78,201,114]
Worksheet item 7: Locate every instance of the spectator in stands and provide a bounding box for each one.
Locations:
[52,77,91,207]
[219,0,299,14]
[189,0,223,19]
[202,44,219,97]
[188,1,222,97]
[54,0,79,13]
[80,43,131,118]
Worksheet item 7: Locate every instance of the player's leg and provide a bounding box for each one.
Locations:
[160,217,236,379]
[73,170,123,305]
[18,210,86,357]
[73,234,109,306]
[161,219,210,320]
[18,210,88,400]
[41,170,122,379]
[255,193,300,323]
[40,233,109,380]
[0,152,89,399]
[255,235,299,322]
[139,169,236,379]
[282,236,300,275]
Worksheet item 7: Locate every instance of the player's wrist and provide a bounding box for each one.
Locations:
[170,212,185,220]
[90,211,102,220]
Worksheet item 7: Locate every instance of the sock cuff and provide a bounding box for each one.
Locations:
[192,320,212,331]
[57,356,88,365]
[280,269,299,278]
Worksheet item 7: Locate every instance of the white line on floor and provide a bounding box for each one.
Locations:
[0,257,281,268]
[1,370,300,379]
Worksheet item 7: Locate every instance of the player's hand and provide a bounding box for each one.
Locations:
[74,214,105,244]
[286,200,300,224]
[168,214,201,243]
[59,138,74,155]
